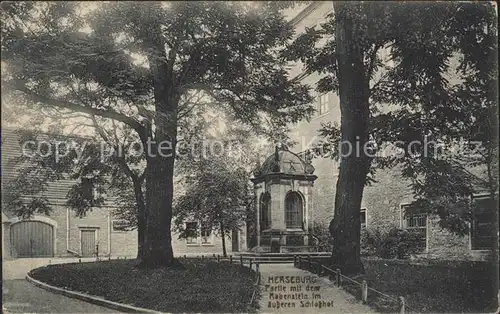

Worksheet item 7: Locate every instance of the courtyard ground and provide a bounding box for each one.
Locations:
[28,258,258,313]
[299,257,497,313]
[350,258,498,313]
[2,279,119,313]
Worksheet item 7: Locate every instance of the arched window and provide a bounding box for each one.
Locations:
[260,193,271,230]
[285,192,303,229]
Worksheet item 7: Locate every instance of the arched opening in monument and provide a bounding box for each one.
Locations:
[285,192,303,229]
[260,192,271,230]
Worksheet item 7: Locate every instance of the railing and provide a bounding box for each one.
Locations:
[294,255,420,314]
[180,254,261,307]
[260,231,319,248]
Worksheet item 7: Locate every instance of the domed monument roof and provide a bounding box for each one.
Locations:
[253,145,315,178]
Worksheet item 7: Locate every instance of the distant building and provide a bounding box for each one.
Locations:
[1,128,242,260]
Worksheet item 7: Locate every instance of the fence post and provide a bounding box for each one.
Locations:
[79,258,81,263]
[230,255,233,263]
[298,256,302,268]
[316,262,322,276]
[249,259,253,270]
[202,255,204,261]
[293,255,297,266]
[217,255,221,262]
[240,255,243,266]
[398,296,405,314]
[184,254,187,259]
[336,268,341,287]
[328,267,334,281]
[361,280,368,303]
[256,263,260,284]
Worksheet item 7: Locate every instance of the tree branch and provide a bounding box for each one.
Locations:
[8,80,148,143]
[91,115,140,182]
[366,44,381,81]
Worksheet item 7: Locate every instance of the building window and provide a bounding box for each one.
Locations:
[111,220,129,232]
[201,222,212,244]
[260,193,271,230]
[318,93,329,115]
[82,178,94,202]
[285,192,303,229]
[360,208,367,227]
[471,195,495,250]
[185,222,198,244]
[401,203,427,252]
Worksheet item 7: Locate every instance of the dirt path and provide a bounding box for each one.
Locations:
[2,279,120,313]
[257,263,375,313]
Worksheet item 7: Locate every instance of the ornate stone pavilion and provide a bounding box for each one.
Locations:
[251,146,317,252]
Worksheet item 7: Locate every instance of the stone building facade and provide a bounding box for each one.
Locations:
[280,2,495,261]
[1,128,242,260]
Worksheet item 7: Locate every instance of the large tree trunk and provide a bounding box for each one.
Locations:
[329,2,371,275]
[141,156,176,267]
[138,15,179,268]
[132,179,147,260]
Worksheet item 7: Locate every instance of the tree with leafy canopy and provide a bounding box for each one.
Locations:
[3,87,213,259]
[173,155,251,257]
[286,1,497,275]
[173,110,263,257]
[1,1,313,267]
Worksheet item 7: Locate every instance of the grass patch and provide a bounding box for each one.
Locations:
[302,258,497,313]
[30,258,259,313]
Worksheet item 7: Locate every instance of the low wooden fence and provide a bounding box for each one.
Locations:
[179,254,261,307]
[294,255,419,314]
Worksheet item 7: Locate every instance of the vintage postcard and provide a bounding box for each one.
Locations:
[2,1,498,313]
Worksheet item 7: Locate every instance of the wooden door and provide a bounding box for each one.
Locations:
[10,221,54,257]
[80,229,96,257]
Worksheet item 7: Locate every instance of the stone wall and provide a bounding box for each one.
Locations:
[67,206,112,256]
[426,215,471,260]
[110,229,138,257]
[426,215,492,261]
[171,232,233,255]
[363,167,414,234]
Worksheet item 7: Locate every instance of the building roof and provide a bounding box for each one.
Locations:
[287,2,323,27]
[1,127,120,210]
[253,145,315,178]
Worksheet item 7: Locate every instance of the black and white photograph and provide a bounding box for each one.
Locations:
[1,1,498,313]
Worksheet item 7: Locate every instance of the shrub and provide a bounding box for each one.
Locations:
[361,227,382,256]
[379,228,426,259]
[312,221,333,252]
[361,228,425,259]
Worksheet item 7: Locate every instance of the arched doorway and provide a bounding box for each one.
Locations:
[285,192,303,229]
[10,220,55,257]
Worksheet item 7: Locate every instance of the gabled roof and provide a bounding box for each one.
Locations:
[1,127,119,210]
